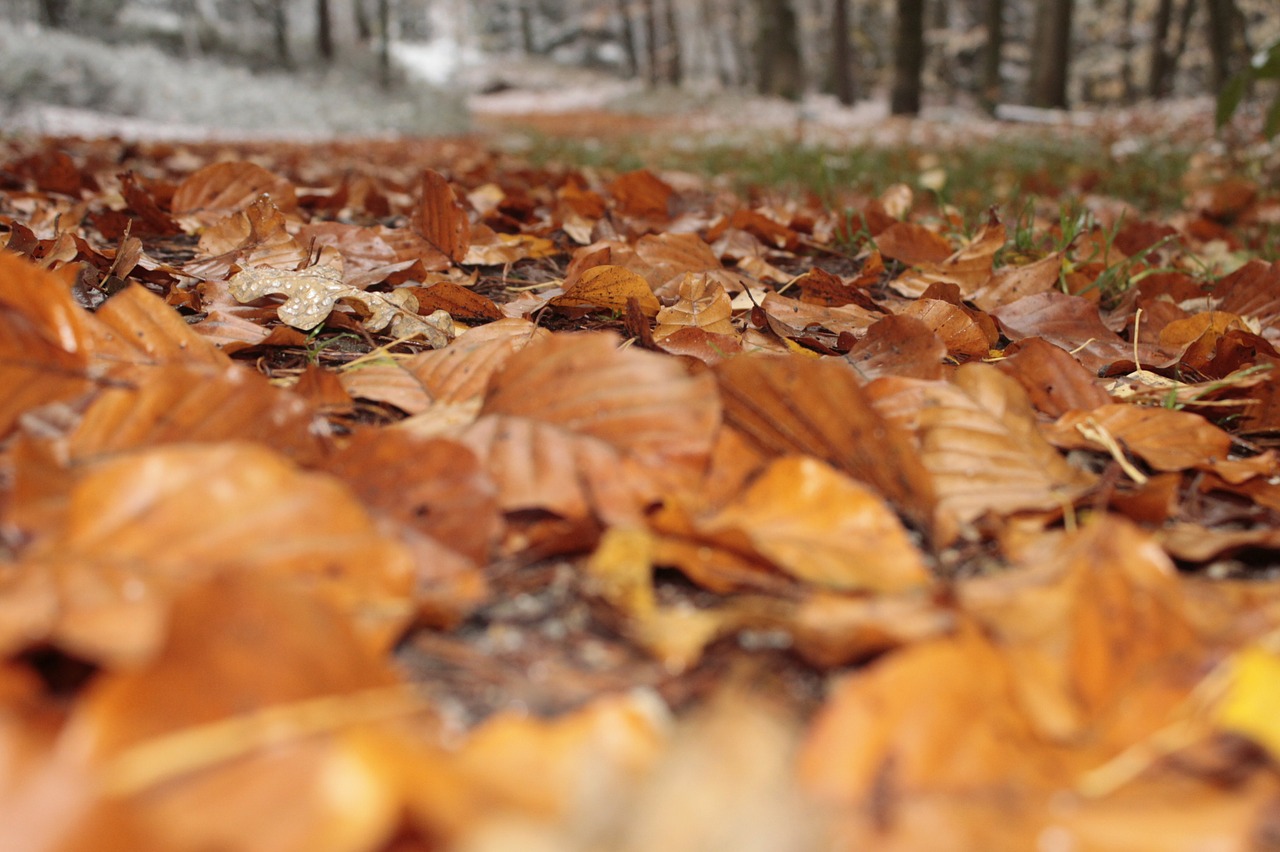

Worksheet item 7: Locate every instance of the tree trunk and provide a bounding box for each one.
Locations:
[614,0,639,77]
[1028,0,1072,108]
[755,0,803,100]
[317,0,334,60]
[39,0,72,28]
[830,0,856,105]
[890,0,925,115]
[272,0,293,69]
[642,0,660,87]
[1147,0,1174,98]
[1204,0,1242,92]
[980,0,1004,112]
[378,0,391,89]
[354,0,371,41]
[1118,0,1136,102]
[663,0,682,85]
[518,1,537,54]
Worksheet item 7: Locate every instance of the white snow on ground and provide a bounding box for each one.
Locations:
[393,38,486,87]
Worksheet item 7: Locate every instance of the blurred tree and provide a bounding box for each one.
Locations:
[39,0,71,28]
[378,0,391,87]
[663,0,682,85]
[614,0,639,76]
[1029,0,1072,107]
[830,0,856,105]
[317,0,334,59]
[890,0,924,115]
[755,0,803,100]
[1205,0,1247,90]
[980,0,1003,112]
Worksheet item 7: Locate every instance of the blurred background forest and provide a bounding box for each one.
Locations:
[1,0,1278,138]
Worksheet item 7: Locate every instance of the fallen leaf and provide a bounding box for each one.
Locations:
[697,456,930,593]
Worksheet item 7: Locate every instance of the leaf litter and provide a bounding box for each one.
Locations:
[2,132,1280,850]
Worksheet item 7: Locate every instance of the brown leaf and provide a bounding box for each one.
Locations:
[890,214,1005,298]
[414,280,504,319]
[482,332,720,477]
[412,169,471,264]
[898,297,993,360]
[868,364,1095,533]
[171,161,298,230]
[714,354,939,540]
[653,272,736,340]
[404,318,550,404]
[1045,404,1234,472]
[62,573,409,852]
[0,252,96,438]
[697,456,931,593]
[459,332,721,525]
[970,252,1063,311]
[843,314,946,381]
[992,291,1165,374]
[608,169,675,220]
[874,221,953,266]
[962,517,1201,743]
[995,337,1112,418]
[15,442,416,663]
[550,264,662,317]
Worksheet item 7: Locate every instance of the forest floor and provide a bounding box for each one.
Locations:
[3,73,1280,850]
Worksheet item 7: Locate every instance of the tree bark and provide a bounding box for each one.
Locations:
[890,0,925,115]
[755,0,803,100]
[39,0,72,28]
[1028,0,1072,108]
[614,0,639,77]
[830,0,856,105]
[642,0,660,87]
[1204,0,1242,92]
[980,0,1004,113]
[663,0,682,85]
[1147,0,1174,98]
[377,0,391,89]
[317,0,334,60]
[272,0,293,69]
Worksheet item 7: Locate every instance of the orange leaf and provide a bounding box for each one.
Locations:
[699,456,931,593]
[18,442,415,662]
[171,161,298,230]
[607,169,674,220]
[874,221,953,266]
[0,251,96,438]
[412,169,471,264]
[1045,404,1233,471]
[551,264,661,317]
[714,354,939,540]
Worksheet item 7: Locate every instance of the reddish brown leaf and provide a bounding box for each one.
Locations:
[1045,404,1233,472]
[407,281,502,321]
[995,338,1112,418]
[714,354,938,539]
[171,161,298,229]
[898,297,993,360]
[844,314,946,381]
[874,221,953,266]
[0,252,96,438]
[608,169,675,220]
[404,318,550,404]
[992,291,1166,374]
[412,169,471,264]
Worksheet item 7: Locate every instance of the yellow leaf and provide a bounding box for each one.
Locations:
[1214,644,1280,760]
